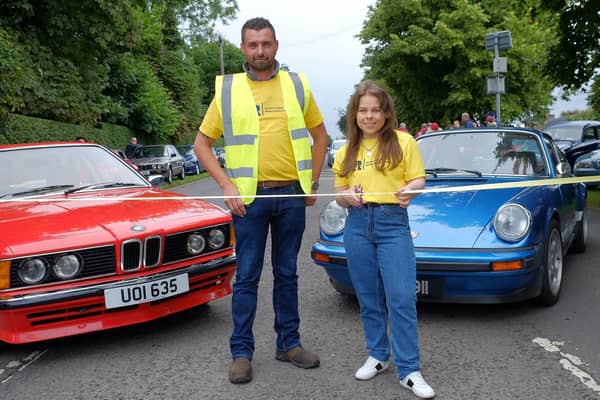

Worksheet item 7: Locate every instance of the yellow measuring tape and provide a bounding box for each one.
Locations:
[1,175,598,202]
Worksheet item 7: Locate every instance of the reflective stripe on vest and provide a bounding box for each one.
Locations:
[215,71,313,204]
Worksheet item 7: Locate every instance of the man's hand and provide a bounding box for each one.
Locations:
[223,182,246,217]
[305,191,317,206]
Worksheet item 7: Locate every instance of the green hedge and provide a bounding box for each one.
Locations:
[0,113,157,149]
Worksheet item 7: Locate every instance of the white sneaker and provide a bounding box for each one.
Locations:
[399,371,435,398]
[354,356,389,380]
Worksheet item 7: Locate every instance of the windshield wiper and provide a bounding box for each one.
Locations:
[6,185,75,198]
[64,182,143,195]
[426,168,482,177]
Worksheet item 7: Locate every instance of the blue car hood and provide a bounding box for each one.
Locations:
[408,182,522,248]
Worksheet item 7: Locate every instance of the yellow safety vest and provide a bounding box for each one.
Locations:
[215,71,313,204]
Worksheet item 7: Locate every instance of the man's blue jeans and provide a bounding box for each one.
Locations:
[344,204,420,379]
[230,183,306,359]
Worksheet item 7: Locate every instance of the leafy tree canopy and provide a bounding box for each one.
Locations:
[541,0,600,115]
[0,0,241,141]
[358,0,557,128]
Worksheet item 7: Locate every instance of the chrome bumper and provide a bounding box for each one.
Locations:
[0,255,236,310]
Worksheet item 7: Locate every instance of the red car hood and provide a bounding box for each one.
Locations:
[0,189,229,258]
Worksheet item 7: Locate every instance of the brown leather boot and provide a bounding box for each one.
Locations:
[275,347,320,368]
[228,358,252,384]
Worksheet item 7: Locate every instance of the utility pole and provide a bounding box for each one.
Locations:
[485,31,512,125]
[218,36,224,75]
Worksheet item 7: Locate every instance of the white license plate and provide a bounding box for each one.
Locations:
[104,273,190,309]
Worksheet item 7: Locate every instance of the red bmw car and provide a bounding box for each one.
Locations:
[0,142,236,344]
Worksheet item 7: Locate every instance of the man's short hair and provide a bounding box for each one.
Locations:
[241,17,276,42]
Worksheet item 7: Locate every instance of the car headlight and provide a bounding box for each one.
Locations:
[53,254,82,279]
[208,229,225,250]
[18,258,48,284]
[494,203,531,242]
[187,233,206,254]
[320,200,348,236]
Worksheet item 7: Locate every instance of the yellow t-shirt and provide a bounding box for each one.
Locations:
[333,132,426,204]
[199,74,324,182]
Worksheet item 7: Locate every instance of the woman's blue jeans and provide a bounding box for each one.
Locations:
[344,204,420,379]
[230,183,306,359]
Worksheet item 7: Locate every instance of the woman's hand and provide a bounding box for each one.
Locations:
[335,185,363,208]
[395,177,425,208]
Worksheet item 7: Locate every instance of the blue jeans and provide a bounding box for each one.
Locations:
[344,204,420,379]
[230,183,306,359]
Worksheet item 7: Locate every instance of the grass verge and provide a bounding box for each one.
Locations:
[158,172,208,189]
[588,187,600,209]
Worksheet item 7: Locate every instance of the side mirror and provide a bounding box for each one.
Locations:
[555,161,572,176]
[148,174,164,186]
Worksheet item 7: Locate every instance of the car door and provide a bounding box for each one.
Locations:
[547,139,577,242]
[168,145,184,174]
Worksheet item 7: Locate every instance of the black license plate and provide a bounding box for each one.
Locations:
[416,278,442,298]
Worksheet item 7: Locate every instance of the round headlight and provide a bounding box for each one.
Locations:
[494,203,531,242]
[53,254,82,279]
[320,201,348,236]
[208,229,226,249]
[18,258,48,284]
[187,233,206,254]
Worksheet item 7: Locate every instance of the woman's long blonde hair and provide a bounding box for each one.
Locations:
[339,80,402,178]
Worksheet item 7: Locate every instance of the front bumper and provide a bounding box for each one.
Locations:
[0,256,236,344]
[311,241,543,304]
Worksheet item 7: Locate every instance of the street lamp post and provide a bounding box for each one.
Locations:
[218,35,224,75]
[485,31,512,125]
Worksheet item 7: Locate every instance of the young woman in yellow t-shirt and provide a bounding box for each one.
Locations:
[332,80,435,399]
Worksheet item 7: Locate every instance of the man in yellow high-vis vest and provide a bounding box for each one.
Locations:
[194,17,328,384]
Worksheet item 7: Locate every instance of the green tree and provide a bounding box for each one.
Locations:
[359,0,557,127]
[0,0,240,141]
[541,0,600,114]
[188,37,245,105]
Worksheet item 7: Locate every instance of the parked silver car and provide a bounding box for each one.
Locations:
[327,139,346,167]
[132,144,185,184]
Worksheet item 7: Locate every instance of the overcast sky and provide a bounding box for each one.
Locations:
[216,0,587,137]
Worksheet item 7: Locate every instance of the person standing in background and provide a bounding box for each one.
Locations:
[461,112,477,128]
[193,17,328,385]
[124,137,140,158]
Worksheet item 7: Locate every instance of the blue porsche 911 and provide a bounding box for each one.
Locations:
[311,127,588,306]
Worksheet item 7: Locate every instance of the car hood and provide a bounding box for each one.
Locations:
[0,189,229,258]
[134,157,169,164]
[408,182,523,248]
[554,139,576,151]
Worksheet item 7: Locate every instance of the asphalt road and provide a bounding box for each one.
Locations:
[2,171,599,400]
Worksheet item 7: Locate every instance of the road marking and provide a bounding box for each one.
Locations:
[0,350,47,384]
[533,337,600,393]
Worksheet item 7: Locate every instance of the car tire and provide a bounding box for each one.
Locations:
[570,210,587,253]
[537,219,563,306]
[193,162,200,175]
[178,166,185,180]
[166,167,173,184]
[329,278,356,296]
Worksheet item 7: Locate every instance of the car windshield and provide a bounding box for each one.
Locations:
[136,145,168,158]
[417,130,549,177]
[0,145,149,198]
[544,125,580,141]
[332,140,346,150]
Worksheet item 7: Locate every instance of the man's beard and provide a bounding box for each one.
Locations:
[249,57,274,71]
